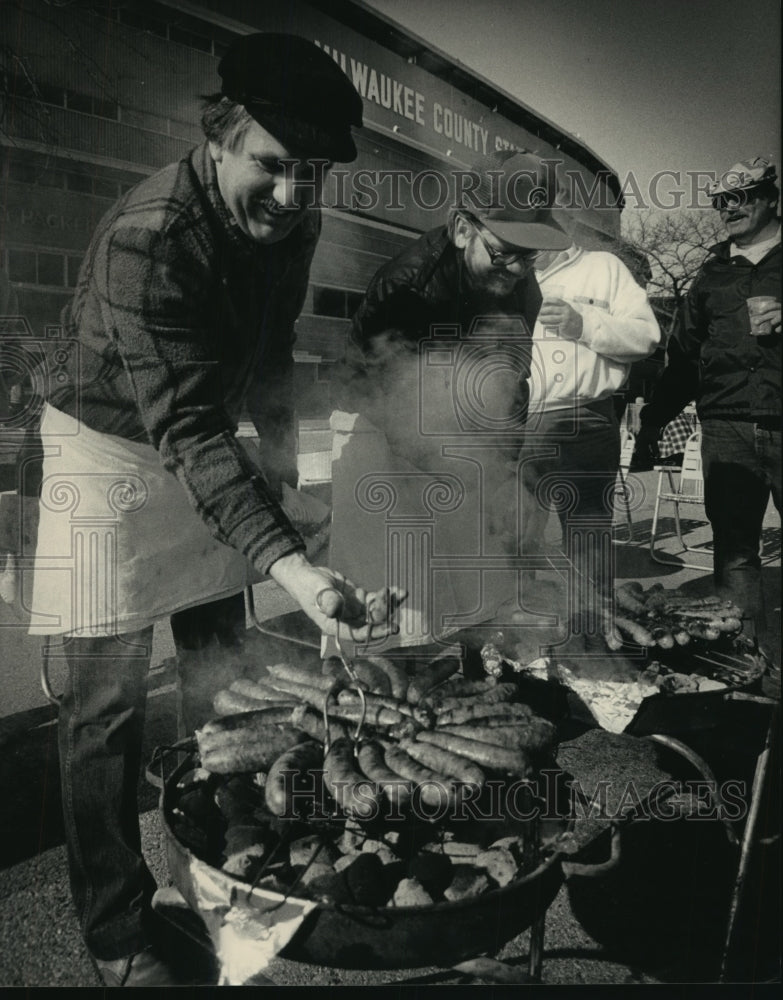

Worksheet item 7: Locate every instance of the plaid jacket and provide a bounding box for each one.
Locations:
[49,142,318,574]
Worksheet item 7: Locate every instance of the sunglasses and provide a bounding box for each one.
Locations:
[465,215,539,268]
[710,188,763,211]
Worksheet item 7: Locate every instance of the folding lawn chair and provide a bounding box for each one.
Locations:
[612,429,636,544]
[649,430,713,570]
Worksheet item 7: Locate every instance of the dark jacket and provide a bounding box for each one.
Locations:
[47,143,318,575]
[641,239,781,430]
[334,226,542,440]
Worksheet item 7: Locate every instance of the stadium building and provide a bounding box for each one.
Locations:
[1,0,625,437]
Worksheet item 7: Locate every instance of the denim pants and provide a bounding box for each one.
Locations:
[57,590,246,960]
[520,399,620,621]
[701,418,781,634]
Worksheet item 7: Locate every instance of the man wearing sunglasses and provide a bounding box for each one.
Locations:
[635,156,780,653]
[331,151,570,645]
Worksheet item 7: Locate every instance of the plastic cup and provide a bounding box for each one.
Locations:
[541,283,566,337]
[747,296,779,336]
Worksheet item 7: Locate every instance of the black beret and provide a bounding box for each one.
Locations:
[218,33,363,162]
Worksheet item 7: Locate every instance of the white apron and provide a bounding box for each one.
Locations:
[29,405,259,636]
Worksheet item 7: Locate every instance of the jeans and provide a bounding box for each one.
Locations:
[519,399,620,625]
[57,590,246,960]
[701,418,781,634]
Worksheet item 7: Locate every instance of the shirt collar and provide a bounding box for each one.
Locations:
[535,243,580,280]
[729,224,781,261]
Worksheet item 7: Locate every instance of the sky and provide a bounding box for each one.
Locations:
[361,0,781,202]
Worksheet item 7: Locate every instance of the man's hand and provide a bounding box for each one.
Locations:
[538,298,583,340]
[631,423,661,470]
[268,551,406,642]
[751,301,781,335]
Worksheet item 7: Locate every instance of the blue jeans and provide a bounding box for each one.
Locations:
[57,591,245,960]
[701,418,781,634]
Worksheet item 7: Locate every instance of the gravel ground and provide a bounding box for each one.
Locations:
[0,470,778,987]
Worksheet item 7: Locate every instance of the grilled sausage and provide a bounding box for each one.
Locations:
[612,615,656,647]
[415,730,532,777]
[434,701,533,727]
[437,720,556,756]
[261,676,337,706]
[382,744,457,810]
[423,677,499,708]
[365,655,409,700]
[323,738,381,819]
[356,739,413,808]
[199,725,308,774]
[265,663,337,692]
[198,706,296,740]
[336,688,431,725]
[264,740,324,817]
[213,688,294,716]
[289,703,347,744]
[327,703,406,727]
[431,683,517,715]
[350,659,392,696]
[398,738,485,787]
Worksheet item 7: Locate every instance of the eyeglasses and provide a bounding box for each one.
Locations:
[466,216,539,268]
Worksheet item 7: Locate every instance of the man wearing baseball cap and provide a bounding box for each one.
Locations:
[336,150,570,447]
[27,34,405,986]
[635,156,780,657]
[330,151,571,646]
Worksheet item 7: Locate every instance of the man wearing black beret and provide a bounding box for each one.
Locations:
[27,34,402,986]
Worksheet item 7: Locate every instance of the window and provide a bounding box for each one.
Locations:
[311,286,365,319]
[66,172,93,194]
[37,253,65,287]
[7,249,80,288]
[8,250,37,284]
[65,90,93,115]
[66,257,83,288]
[114,1,238,57]
[36,82,65,107]
[346,291,364,317]
[9,161,62,189]
[93,97,119,121]
[93,177,120,199]
[7,152,145,198]
[313,286,347,318]
[8,162,38,186]
[64,89,119,121]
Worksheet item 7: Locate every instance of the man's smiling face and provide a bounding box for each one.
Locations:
[209,120,327,244]
[717,188,778,246]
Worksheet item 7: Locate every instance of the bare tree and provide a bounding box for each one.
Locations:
[619,207,726,336]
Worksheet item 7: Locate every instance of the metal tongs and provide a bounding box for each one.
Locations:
[316,588,368,750]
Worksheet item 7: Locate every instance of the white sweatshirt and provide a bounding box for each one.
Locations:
[530,246,661,413]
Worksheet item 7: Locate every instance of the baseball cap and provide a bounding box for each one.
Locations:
[708,156,778,198]
[218,34,363,162]
[463,150,571,251]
